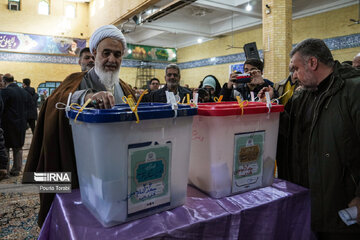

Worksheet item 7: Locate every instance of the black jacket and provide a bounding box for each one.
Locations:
[24,86,38,120]
[278,62,360,233]
[0,83,28,148]
[0,96,8,170]
[142,85,192,103]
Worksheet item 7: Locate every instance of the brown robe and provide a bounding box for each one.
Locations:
[23,72,135,227]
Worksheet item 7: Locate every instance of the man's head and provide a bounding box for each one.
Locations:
[23,78,31,87]
[289,38,334,90]
[352,53,360,68]
[78,47,94,71]
[3,73,14,87]
[89,25,127,90]
[149,78,160,91]
[243,59,265,89]
[165,64,181,90]
[244,58,264,74]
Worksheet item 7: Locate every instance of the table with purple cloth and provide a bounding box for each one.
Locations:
[38,179,311,240]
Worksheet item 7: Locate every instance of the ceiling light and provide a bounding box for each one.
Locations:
[197,38,203,43]
[246,3,252,11]
[128,49,132,54]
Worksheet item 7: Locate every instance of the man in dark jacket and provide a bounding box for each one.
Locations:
[220,58,274,101]
[0,93,9,181]
[142,64,191,103]
[22,78,38,134]
[148,77,160,92]
[277,38,360,239]
[78,47,95,72]
[0,74,28,176]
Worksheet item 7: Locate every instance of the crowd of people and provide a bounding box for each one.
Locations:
[0,75,38,180]
[0,23,358,238]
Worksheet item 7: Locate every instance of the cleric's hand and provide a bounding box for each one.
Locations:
[86,91,115,109]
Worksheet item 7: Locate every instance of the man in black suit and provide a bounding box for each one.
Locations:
[22,78,38,134]
[142,64,191,103]
[0,75,9,180]
[0,74,28,176]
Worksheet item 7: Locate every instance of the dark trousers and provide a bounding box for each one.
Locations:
[6,147,23,174]
[0,128,8,170]
[0,152,8,170]
[28,119,36,134]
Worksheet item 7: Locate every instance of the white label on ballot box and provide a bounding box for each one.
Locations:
[232,131,264,193]
[127,143,171,215]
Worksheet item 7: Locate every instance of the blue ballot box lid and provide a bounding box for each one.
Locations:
[67,103,197,123]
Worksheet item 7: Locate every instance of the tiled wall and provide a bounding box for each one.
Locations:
[0,0,89,39]
[0,5,359,89]
[262,0,293,83]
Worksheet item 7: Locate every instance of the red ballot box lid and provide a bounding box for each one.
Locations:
[197,101,284,116]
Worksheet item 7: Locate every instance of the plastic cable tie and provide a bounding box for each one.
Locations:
[250,91,255,102]
[265,91,271,113]
[193,92,198,105]
[166,91,178,110]
[65,92,72,118]
[272,99,279,104]
[166,91,179,118]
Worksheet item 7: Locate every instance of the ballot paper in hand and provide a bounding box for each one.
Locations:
[338,206,358,226]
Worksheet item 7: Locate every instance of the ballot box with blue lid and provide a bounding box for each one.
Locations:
[68,103,197,227]
[189,101,284,198]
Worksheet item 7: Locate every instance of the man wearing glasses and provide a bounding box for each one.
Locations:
[143,64,192,103]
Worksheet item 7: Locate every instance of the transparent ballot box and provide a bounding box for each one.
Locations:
[189,102,284,198]
[68,103,197,227]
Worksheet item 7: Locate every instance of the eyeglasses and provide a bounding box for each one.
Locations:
[166,73,179,78]
[102,49,123,59]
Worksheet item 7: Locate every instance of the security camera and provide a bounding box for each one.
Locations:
[265,4,271,14]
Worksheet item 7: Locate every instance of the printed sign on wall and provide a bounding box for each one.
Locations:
[126,43,177,62]
[0,32,86,55]
[229,62,244,75]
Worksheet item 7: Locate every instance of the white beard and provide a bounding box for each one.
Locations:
[94,62,120,90]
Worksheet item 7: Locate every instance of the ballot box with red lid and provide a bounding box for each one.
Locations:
[189,101,284,198]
